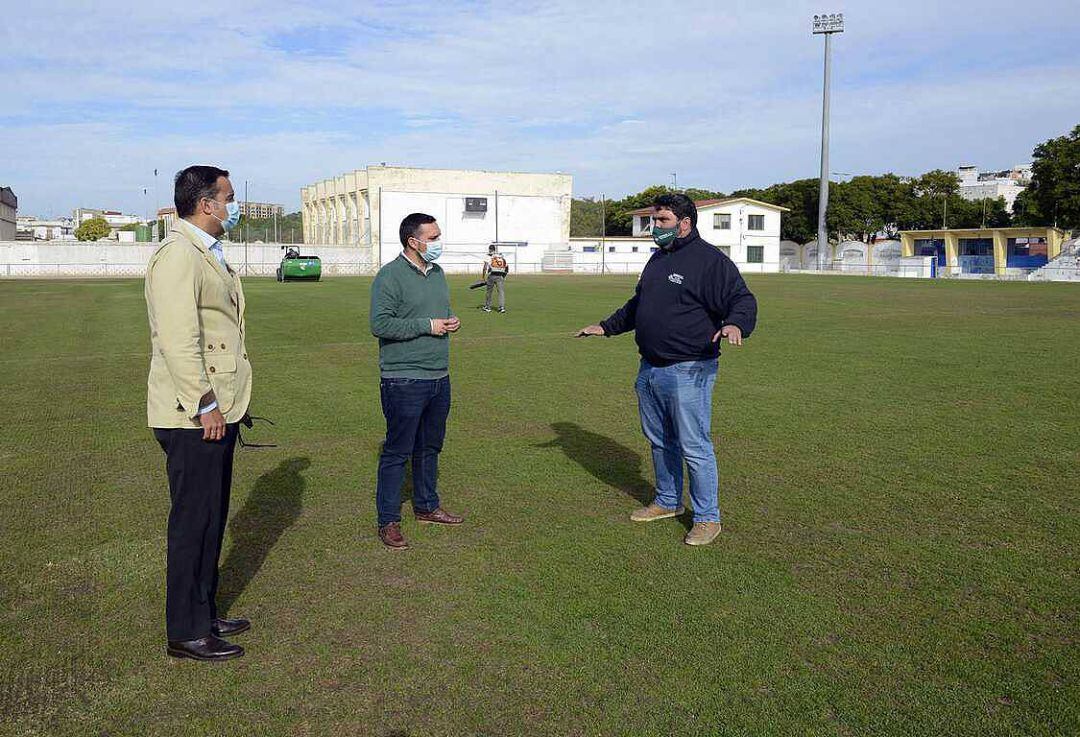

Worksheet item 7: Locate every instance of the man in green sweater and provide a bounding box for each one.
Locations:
[370,213,465,549]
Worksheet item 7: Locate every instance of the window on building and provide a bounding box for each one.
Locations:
[608,246,616,253]
[583,245,598,253]
[747,245,764,263]
[639,216,651,231]
[714,213,731,230]
[631,246,639,253]
[717,245,731,258]
[748,214,765,231]
[650,247,659,252]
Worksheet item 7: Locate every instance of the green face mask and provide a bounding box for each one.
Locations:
[652,224,678,248]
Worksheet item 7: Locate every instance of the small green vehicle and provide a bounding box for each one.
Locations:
[277,247,322,282]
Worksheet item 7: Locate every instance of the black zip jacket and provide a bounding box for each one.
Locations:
[599,228,757,366]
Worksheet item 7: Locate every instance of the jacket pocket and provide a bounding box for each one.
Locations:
[205,353,238,414]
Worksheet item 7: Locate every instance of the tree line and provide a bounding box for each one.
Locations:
[572,123,1080,242]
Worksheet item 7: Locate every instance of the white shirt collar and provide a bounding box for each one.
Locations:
[401,250,431,275]
[184,220,221,250]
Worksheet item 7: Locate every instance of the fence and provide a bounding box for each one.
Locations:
[3,240,1079,282]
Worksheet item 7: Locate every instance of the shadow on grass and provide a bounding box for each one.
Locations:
[218,457,309,615]
[540,420,660,504]
[540,422,693,531]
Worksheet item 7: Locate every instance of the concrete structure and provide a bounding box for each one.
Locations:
[0,241,376,278]
[16,216,75,241]
[301,165,572,272]
[626,197,788,273]
[956,164,1031,213]
[0,187,17,241]
[238,201,284,219]
[900,226,1066,277]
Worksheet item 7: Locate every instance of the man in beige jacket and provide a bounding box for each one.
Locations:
[145,165,253,661]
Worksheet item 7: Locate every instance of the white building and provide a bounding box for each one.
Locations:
[301,165,572,272]
[0,187,17,240]
[72,207,141,229]
[16,216,75,241]
[956,164,1030,213]
[623,197,789,273]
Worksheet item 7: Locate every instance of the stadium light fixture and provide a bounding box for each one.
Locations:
[813,13,844,268]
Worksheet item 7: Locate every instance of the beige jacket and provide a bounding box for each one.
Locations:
[145,219,253,428]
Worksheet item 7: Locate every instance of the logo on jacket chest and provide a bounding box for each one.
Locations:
[668,273,684,285]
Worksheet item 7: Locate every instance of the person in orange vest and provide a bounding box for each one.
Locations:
[482,244,509,313]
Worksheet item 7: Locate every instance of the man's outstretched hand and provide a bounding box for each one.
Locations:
[575,325,605,337]
[712,325,743,346]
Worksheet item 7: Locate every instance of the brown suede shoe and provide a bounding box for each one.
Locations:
[378,522,409,549]
[684,522,722,546]
[415,507,464,525]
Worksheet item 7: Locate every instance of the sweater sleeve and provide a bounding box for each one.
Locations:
[599,280,641,336]
[370,270,431,340]
[705,257,757,338]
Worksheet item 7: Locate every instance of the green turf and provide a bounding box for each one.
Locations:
[0,274,1077,736]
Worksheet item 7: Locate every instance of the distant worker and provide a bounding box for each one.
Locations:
[482,244,509,313]
[575,193,757,547]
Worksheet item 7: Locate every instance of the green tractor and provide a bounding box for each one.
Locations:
[277,247,322,282]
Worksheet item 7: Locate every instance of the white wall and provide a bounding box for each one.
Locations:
[0,241,377,278]
[377,190,568,272]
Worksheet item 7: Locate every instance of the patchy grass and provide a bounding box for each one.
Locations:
[0,274,1077,736]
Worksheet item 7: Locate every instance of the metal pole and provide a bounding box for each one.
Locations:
[817,32,831,269]
[494,190,499,243]
[600,194,606,276]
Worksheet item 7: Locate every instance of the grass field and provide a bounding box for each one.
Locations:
[1,274,1078,736]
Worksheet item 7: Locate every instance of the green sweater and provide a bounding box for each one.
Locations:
[370,255,453,378]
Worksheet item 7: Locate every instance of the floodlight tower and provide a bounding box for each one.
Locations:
[813,12,844,268]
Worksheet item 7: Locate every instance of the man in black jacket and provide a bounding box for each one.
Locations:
[576,194,757,546]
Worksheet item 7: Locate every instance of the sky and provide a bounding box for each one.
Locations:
[2,0,1078,218]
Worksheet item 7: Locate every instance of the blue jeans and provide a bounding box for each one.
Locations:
[376,376,451,527]
[634,358,720,523]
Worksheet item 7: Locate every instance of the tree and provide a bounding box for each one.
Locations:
[75,217,110,241]
[570,197,605,237]
[1013,124,1080,229]
[233,212,304,243]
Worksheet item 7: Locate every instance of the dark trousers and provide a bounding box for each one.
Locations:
[153,424,238,641]
[376,376,451,527]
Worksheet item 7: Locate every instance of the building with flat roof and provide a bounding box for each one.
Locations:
[301,165,572,272]
[73,207,141,229]
[899,226,1066,277]
[956,164,1031,213]
[625,197,789,273]
[238,201,284,219]
[1,187,17,240]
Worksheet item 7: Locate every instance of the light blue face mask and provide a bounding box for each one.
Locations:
[212,200,241,230]
[418,238,442,262]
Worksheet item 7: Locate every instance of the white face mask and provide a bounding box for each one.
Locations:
[413,237,443,262]
[210,199,240,230]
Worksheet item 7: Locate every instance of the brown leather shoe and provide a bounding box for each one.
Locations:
[415,507,464,525]
[378,521,409,549]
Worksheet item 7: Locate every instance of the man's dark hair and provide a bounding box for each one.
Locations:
[653,193,697,227]
[174,166,230,217]
[488,244,496,253]
[399,212,437,247]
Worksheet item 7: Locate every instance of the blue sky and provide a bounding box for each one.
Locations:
[2,0,1078,218]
